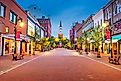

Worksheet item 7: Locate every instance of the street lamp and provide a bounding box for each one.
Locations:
[14,19,24,56]
[74,38,78,50]
[87,37,90,50]
[102,21,113,57]
[101,22,109,53]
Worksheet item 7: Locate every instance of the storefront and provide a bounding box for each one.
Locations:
[0,34,15,56]
[112,34,121,56]
[0,34,28,56]
[103,40,110,55]
[27,19,35,55]
[0,36,1,56]
[4,38,14,55]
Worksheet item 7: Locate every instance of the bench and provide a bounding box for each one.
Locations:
[12,54,24,61]
[108,56,120,65]
[12,54,17,61]
[18,54,24,60]
[114,56,120,65]
[108,57,114,63]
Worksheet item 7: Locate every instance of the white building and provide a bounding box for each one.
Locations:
[93,9,104,28]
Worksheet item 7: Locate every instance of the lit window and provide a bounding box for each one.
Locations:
[0,3,6,17]
[10,11,17,24]
[118,4,121,12]
[5,26,9,33]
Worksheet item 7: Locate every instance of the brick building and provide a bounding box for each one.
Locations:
[37,16,51,37]
[103,0,121,56]
[0,0,27,56]
[69,22,82,43]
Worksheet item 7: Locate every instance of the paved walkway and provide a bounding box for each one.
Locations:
[0,52,43,74]
[0,49,121,75]
[0,48,121,81]
[83,52,121,69]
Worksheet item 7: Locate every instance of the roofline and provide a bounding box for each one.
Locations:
[103,0,115,9]
[12,0,27,15]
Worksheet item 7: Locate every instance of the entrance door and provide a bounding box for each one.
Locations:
[29,44,31,54]
[119,42,121,55]
[113,43,118,56]
[1,37,4,56]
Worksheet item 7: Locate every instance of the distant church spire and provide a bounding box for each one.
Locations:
[58,20,63,38]
[59,20,62,34]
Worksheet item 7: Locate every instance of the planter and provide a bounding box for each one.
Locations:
[97,52,101,58]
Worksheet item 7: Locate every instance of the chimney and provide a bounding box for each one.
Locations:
[42,16,45,19]
[82,20,85,23]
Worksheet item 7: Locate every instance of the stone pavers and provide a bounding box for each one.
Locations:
[0,52,43,73]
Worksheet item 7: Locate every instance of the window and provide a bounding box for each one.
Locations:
[119,4,121,12]
[10,11,17,24]
[5,26,9,33]
[0,3,6,17]
[98,21,99,27]
[95,23,96,27]
[100,19,102,26]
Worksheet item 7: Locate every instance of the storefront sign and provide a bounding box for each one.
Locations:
[16,31,20,40]
[105,28,110,41]
[113,20,121,34]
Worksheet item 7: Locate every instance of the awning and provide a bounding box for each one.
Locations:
[118,39,121,42]
[21,39,28,43]
[112,34,121,42]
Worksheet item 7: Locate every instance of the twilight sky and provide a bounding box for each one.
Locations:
[16,0,109,38]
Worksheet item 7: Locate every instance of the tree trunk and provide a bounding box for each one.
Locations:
[97,44,101,58]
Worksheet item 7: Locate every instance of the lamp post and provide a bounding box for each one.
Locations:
[74,38,77,50]
[102,21,113,57]
[14,19,24,55]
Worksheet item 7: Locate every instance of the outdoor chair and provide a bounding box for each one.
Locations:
[12,54,17,61]
[114,56,120,65]
[108,57,114,63]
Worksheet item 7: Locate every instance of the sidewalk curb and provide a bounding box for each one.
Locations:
[82,55,121,72]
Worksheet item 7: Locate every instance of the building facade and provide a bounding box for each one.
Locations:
[103,0,121,57]
[69,22,82,44]
[92,9,108,55]
[81,15,94,51]
[0,0,27,56]
[37,16,51,37]
[73,22,82,38]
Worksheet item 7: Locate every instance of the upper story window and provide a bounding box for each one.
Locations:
[0,3,6,17]
[114,1,121,15]
[10,10,17,24]
[98,21,99,27]
[100,19,102,26]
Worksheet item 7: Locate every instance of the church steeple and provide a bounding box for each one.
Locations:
[59,20,62,27]
[58,20,63,38]
[59,20,62,34]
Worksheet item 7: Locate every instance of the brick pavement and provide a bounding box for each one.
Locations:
[82,51,121,69]
[1,49,121,75]
[0,51,43,73]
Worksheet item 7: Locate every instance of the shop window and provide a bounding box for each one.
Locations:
[0,3,6,17]
[25,43,27,52]
[119,43,121,54]
[5,42,9,54]
[10,10,17,24]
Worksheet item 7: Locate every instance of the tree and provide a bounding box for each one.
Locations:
[90,27,103,58]
[78,36,84,50]
[82,31,89,52]
[33,27,40,54]
[39,37,46,51]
